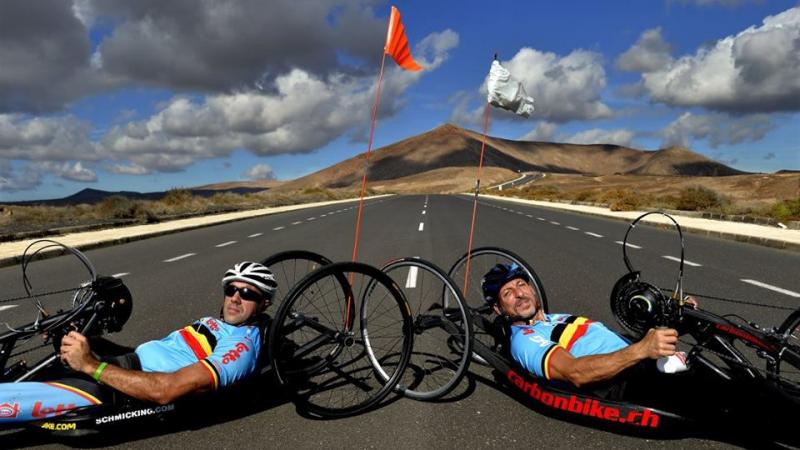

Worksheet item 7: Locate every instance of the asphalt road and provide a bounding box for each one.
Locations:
[1,194,798,449]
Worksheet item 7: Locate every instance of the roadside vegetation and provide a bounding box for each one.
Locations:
[493,185,800,222]
[0,187,368,238]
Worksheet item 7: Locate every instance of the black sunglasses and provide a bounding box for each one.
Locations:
[224,284,263,302]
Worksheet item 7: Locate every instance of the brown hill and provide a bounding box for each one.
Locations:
[275,123,744,192]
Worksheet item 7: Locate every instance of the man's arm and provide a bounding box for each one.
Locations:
[60,331,213,405]
[547,327,678,387]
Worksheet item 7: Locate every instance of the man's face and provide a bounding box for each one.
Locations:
[222,281,263,325]
[493,277,540,319]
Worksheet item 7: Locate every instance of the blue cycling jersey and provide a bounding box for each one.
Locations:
[510,314,628,379]
[135,317,261,389]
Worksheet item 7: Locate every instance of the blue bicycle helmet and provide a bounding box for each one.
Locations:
[481,262,530,304]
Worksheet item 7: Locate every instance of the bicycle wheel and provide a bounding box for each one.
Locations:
[448,247,548,365]
[370,258,472,401]
[267,262,413,418]
[771,311,800,400]
[261,250,333,306]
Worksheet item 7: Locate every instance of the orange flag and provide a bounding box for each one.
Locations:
[384,6,422,71]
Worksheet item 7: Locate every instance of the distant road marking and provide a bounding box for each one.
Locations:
[663,255,701,267]
[306,217,316,221]
[422,210,426,215]
[216,241,237,247]
[418,222,424,231]
[165,253,195,263]
[550,221,560,225]
[615,241,641,249]
[0,305,18,312]
[320,214,327,217]
[405,266,419,288]
[741,279,800,298]
[249,233,262,238]
[566,226,580,231]
[516,211,524,215]
[525,215,533,218]
[111,272,130,278]
[585,232,604,238]
[291,221,302,225]
[537,217,545,221]
[273,226,285,231]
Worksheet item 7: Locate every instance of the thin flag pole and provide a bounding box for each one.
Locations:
[351,51,388,262]
[462,100,492,294]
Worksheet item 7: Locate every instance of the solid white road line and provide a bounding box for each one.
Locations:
[405,266,419,289]
[164,253,195,263]
[216,241,237,247]
[291,221,302,225]
[0,305,18,312]
[585,232,604,238]
[418,222,425,231]
[249,233,263,238]
[566,226,580,231]
[615,241,641,249]
[550,221,560,225]
[741,279,800,298]
[273,226,285,231]
[663,255,701,267]
[111,272,130,278]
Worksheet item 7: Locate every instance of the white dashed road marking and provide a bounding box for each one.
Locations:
[526,215,533,218]
[111,272,130,278]
[0,305,18,312]
[615,241,641,249]
[418,222,425,231]
[249,233,262,238]
[422,210,426,215]
[741,279,800,298]
[216,241,237,248]
[405,266,419,289]
[537,217,545,221]
[550,221,560,225]
[291,221,302,225]
[662,256,701,267]
[584,232,604,238]
[566,226,580,231]
[307,217,316,221]
[273,226,285,231]
[165,253,195,263]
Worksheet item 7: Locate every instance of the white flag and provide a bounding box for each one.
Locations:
[486,60,534,117]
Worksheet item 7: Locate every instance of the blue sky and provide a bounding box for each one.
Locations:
[1,0,798,201]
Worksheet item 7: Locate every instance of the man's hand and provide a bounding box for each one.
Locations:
[60,331,99,374]
[637,328,678,359]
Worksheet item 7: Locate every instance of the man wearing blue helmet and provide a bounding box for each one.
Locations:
[481,263,691,391]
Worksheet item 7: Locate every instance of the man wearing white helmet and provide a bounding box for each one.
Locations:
[1,261,281,420]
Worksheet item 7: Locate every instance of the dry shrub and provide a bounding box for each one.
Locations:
[600,189,642,211]
[673,186,724,211]
[771,198,800,221]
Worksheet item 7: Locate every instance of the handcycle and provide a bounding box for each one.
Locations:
[0,243,417,435]
[370,213,800,440]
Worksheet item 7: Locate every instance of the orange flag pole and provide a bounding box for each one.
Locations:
[351,5,422,263]
[462,100,492,294]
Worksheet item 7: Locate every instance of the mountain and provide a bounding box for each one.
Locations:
[275,123,745,192]
[7,186,271,206]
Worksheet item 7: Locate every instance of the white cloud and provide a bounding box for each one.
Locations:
[616,28,673,72]
[562,128,636,146]
[107,163,148,175]
[101,30,458,173]
[31,161,97,182]
[520,122,558,141]
[660,112,774,147]
[243,163,275,180]
[640,7,800,112]
[0,114,100,161]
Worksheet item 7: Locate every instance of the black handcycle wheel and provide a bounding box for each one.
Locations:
[369,258,472,401]
[261,250,334,306]
[448,247,548,365]
[267,262,414,418]
[771,310,800,401]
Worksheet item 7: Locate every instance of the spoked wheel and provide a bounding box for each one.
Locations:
[448,247,548,364]
[771,311,800,401]
[373,258,472,401]
[261,250,334,306]
[267,262,413,418]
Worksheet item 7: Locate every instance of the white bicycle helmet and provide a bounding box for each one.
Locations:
[222,261,277,300]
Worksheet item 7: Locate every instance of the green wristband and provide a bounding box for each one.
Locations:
[93,362,108,382]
